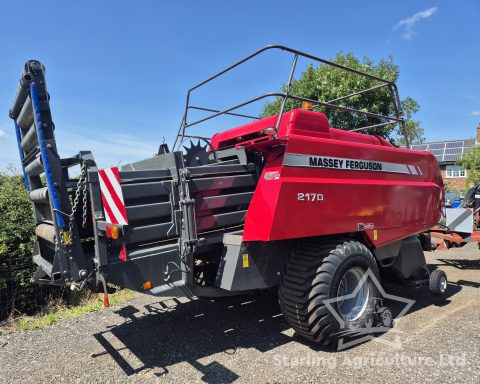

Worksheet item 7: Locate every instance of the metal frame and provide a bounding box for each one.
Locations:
[173,45,409,150]
[9,61,91,285]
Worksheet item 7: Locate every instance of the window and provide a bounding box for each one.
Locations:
[445,165,467,178]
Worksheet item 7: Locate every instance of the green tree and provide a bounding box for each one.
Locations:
[0,168,35,317]
[459,146,480,187]
[262,52,423,145]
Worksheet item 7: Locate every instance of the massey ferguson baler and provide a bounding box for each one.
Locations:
[9,46,447,346]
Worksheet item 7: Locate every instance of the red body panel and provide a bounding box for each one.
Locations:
[211,109,394,150]
[213,109,444,248]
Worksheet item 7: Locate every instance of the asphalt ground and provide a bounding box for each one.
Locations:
[0,243,479,383]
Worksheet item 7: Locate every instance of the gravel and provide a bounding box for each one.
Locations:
[0,243,479,383]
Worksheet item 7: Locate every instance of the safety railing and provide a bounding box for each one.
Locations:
[173,45,408,150]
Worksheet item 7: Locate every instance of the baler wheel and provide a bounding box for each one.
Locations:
[278,238,379,346]
[429,269,448,296]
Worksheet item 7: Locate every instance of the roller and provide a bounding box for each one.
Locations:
[9,72,31,119]
[17,96,33,130]
[30,187,49,204]
[35,223,56,244]
[25,156,43,176]
[20,123,38,152]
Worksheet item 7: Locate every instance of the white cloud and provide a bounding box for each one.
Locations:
[393,7,437,40]
[472,111,480,116]
[0,123,165,171]
[56,129,159,169]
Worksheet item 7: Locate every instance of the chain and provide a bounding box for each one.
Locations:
[68,162,88,236]
[81,170,89,228]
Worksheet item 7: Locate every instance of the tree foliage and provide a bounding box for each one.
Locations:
[0,169,35,293]
[459,146,480,187]
[261,52,424,145]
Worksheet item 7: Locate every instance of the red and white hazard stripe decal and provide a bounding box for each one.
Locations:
[98,167,128,225]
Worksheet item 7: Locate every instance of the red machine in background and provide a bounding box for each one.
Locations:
[430,183,480,250]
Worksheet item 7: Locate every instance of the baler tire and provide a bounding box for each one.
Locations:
[278,238,379,346]
[429,269,448,296]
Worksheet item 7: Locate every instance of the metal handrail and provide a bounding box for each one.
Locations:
[173,45,409,150]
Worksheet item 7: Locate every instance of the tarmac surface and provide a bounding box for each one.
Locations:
[0,243,479,383]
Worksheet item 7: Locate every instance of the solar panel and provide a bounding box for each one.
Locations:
[444,147,463,155]
[408,138,477,162]
[411,144,427,151]
[445,141,464,149]
[443,154,460,162]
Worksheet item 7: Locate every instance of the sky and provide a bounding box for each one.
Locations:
[0,1,479,170]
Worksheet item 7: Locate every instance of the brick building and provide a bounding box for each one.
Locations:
[410,124,480,191]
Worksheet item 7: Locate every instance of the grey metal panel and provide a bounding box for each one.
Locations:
[196,191,254,210]
[122,181,172,200]
[446,208,473,233]
[187,163,255,177]
[126,242,179,259]
[106,248,182,291]
[32,254,53,276]
[126,222,176,244]
[121,157,165,171]
[215,238,290,291]
[119,169,172,182]
[373,240,402,261]
[391,237,426,279]
[126,202,172,222]
[189,174,256,192]
[121,151,182,174]
[197,210,247,231]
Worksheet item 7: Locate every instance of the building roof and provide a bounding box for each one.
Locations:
[410,139,476,164]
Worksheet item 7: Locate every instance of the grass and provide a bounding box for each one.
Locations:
[2,289,135,334]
